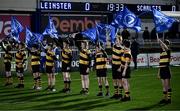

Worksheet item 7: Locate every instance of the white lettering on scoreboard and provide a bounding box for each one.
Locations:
[40,2,72,10]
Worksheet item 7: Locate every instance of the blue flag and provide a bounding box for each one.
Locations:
[153,8,176,33]
[96,23,107,43]
[26,27,42,47]
[106,25,117,43]
[81,27,97,43]
[111,7,141,32]
[96,23,117,43]
[43,15,58,39]
[10,16,24,42]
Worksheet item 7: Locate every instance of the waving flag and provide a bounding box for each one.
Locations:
[43,15,58,39]
[26,27,43,47]
[81,27,97,43]
[111,7,141,32]
[96,23,107,43]
[106,25,117,43]
[10,16,24,42]
[153,8,176,33]
[96,23,117,43]
[111,11,123,28]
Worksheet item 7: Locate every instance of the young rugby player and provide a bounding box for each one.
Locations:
[157,37,172,104]
[73,33,91,95]
[0,39,13,86]
[45,43,57,91]
[111,35,124,99]
[120,40,132,101]
[95,42,110,97]
[15,42,27,88]
[54,38,72,93]
[26,44,41,90]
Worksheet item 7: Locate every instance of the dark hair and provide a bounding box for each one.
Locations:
[124,40,131,48]
[6,45,12,51]
[32,44,39,49]
[19,42,25,47]
[164,39,170,46]
[48,43,53,47]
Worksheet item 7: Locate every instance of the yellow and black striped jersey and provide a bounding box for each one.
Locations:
[159,49,171,67]
[46,50,56,67]
[79,49,91,66]
[31,51,41,66]
[112,45,124,65]
[62,48,72,64]
[95,50,107,70]
[121,49,132,67]
[15,49,26,68]
[0,42,12,63]
[4,52,12,63]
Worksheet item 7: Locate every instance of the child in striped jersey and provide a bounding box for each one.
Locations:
[26,44,42,90]
[95,42,110,97]
[0,39,13,86]
[15,42,27,88]
[45,43,57,92]
[157,37,172,104]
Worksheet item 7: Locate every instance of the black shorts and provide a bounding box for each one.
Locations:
[32,65,40,73]
[159,67,171,79]
[121,67,131,78]
[4,62,11,71]
[112,64,122,79]
[62,62,71,72]
[96,69,107,77]
[46,66,53,74]
[16,67,24,73]
[79,65,89,75]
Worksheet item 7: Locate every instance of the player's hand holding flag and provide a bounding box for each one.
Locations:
[111,7,141,32]
[152,8,177,33]
[10,16,24,43]
[43,15,58,39]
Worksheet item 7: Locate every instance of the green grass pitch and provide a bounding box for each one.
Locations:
[0,67,180,110]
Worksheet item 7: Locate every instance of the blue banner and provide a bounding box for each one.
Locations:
[81,27,97,43]
[153,8,176,33]
[43,15,58,39]
[26,27,43,47]
[111,7,141,32]
[10,16,24,42]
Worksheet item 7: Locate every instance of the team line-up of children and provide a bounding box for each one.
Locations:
[0,32,172,103]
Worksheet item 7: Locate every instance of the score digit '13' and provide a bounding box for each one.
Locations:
[107,3,124,12]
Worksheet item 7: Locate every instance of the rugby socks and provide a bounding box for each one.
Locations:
[20,76,24,87]
[167,89,172,101]
[119,86,123,97]
[99,85,103,92]
[64,81,68,89]
[33,77,37,88]
[67,81,71,90]
[37,76,42,87]
[114,86,119,95]
[125,91,130,97]
[105,85,109,93]
[163,91,168,100]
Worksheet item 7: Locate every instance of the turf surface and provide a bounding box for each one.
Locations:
[0,67,180,110]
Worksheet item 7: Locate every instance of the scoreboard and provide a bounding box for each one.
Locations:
[39,1,177,13]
